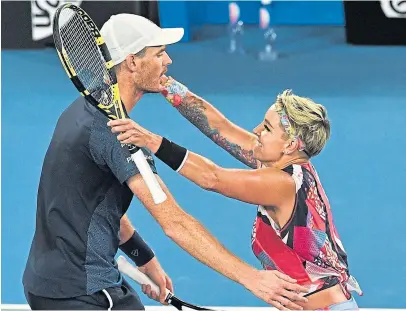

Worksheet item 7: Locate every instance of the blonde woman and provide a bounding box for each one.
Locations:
[108,77,363,310]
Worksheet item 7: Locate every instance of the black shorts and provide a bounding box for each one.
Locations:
[24,278,145,310]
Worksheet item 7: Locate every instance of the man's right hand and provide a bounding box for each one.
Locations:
[242,270,309,310]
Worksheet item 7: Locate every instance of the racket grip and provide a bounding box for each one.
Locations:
[131,149,167,204]
[117,256,171,298]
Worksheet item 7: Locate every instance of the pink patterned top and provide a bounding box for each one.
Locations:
[251,162,362,298]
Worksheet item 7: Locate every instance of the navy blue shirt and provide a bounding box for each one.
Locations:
[23,97,157,298]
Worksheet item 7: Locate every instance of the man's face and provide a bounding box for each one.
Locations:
[132,46,172,93]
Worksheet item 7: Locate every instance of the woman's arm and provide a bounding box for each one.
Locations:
[167,147,295,207]
[107,118,294,207]
[162,77,259,168]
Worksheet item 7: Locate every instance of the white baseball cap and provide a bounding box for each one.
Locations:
[100,14,184,65]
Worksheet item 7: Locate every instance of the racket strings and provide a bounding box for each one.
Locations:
[61,14,99,80]
[61,12,104,83]
[63,14,107,91]
[59,9,114,106]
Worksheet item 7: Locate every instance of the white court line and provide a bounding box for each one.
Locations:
[0,305,404,311]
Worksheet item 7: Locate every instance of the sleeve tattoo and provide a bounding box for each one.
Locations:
[176,97,258,169]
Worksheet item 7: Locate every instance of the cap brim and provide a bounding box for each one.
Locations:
[146,28,184,47]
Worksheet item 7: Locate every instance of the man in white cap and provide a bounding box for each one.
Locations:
[23,14,308,311]
[100,13,185,100]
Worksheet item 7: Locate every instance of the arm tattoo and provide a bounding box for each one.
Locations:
[177,97,258,169]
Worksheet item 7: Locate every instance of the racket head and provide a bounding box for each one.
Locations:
[53,3,124,120]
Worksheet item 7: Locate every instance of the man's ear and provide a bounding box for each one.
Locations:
[124,54,138,72]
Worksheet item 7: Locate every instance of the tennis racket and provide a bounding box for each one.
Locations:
[117,256,216,311]
[53,3,167,205]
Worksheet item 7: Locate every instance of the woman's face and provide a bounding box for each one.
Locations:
[252,108,289,163]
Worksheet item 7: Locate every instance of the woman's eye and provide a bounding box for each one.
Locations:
[264,124,271,132]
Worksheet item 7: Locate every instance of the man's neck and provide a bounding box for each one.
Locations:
[117,78,143,115]
[121,89,144,115]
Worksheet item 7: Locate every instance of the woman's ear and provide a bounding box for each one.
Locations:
[283,139,299,155]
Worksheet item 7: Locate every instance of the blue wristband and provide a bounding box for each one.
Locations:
[119,231,155,266]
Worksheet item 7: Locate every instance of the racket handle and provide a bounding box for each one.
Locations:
[117,255,171,298]
[131,149,167,204]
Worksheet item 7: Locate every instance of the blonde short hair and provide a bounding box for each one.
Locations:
[273,89,330,157]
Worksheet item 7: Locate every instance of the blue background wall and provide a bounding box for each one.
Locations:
[158,1,345,41]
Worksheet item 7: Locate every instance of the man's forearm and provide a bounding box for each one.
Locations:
[119,214,155,266]
[165,212,255,286]
[119,214,135,244]
[127,174,255,287]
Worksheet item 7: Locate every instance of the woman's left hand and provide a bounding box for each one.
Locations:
[107,119,162,153]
